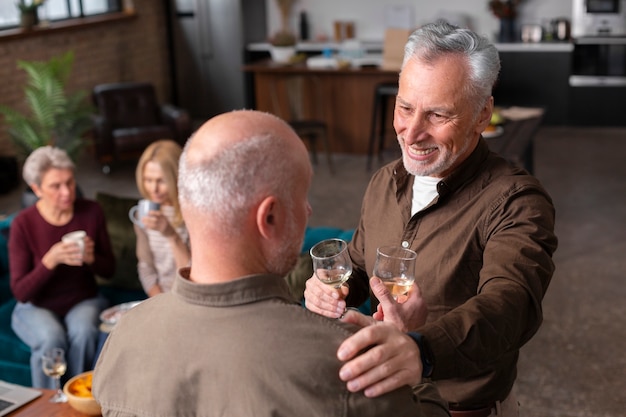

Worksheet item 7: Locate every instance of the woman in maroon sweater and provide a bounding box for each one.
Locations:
[9,146,115,388]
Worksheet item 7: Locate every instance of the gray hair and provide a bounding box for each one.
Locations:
[402,21,501,112]
[178,133,298,233]
[22,146,75,186]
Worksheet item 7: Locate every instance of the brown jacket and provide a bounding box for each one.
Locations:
[94,272,449,416]
[346,139,558,409]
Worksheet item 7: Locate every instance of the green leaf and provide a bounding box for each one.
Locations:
[3,51,90,162]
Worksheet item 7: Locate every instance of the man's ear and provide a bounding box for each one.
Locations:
[475,96,494,133]
[256,196,282,240]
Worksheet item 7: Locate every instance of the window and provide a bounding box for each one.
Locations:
[0,0,121,29]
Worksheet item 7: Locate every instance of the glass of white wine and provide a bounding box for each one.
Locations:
[373,246,417,301]
[310,238,352,289]
[41,347,68,403]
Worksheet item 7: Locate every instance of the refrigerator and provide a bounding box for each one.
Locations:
[167,0,267,120]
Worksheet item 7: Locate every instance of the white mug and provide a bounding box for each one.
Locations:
[129,199,161,228]
[62,230,86,258]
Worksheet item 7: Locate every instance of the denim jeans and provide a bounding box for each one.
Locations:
[11,295,108,388]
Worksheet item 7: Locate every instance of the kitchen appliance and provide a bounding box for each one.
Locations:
[572,0,626,37]
[167,0,266,119]
[521,24,543,43]
[551,18,571,41]
[570,37,626,86]
[570,0,626,86]
[569,14,626,126]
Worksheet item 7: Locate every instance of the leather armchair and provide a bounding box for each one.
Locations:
[91,82,192,173]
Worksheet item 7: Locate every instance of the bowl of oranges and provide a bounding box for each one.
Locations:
[63,371,102,416]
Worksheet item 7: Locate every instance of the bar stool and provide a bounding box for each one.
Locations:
[367,82,398,170]
[269,74,334,174]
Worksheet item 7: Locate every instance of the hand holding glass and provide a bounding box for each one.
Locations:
[373,246,417,301]
[42,347,68,403]
[310,238,352,288]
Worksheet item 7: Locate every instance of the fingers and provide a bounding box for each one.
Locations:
[339,308,375,328]
[304,276,347,318]
[370,277,408,331]
[82,236,94,265]
[337,323,423,397]
[60,242,83,266]
[143,211,174,235]
[371,277,428,332]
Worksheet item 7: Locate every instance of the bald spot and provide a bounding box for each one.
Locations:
[186,110,308,166]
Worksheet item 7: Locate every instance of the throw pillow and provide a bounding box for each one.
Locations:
[95,192,143,290]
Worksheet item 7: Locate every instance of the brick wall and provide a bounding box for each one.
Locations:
[0,0,170,156]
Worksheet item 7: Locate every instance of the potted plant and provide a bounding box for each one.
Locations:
[269,29,297,63]
[16,0,45,30]
[269,0,297,63]
[0,51,93,163]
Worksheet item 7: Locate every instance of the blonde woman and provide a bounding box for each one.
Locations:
[134,140,190,296]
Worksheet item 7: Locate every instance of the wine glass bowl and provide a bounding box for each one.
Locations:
[41,347,68,403]
[373,246,417,301]
[310,238,352,289]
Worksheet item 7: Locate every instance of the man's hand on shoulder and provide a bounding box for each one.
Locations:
[337,309,423,397]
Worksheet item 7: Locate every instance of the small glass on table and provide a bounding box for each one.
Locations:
[373,245,417,301]
[310,238,352,289]
[41,347,68,403]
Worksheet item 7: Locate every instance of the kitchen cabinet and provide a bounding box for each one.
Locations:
[493,49,572,125]
[568,86,626,126]
[244,60,398,154]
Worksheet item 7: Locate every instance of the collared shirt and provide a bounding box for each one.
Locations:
[94,270,449,417]
[346,139,558,409]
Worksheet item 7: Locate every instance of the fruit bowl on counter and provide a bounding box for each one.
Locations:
[483,108,506,138]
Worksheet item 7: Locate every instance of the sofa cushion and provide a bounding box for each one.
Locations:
[113,125,173,154]
[0,213,15,275]
[301,226,354,254]
[0,299,30,362]
[95,192,144,291]
[0,214,16,305]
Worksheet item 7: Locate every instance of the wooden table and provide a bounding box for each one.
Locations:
[484,108,545,174]
[244,60,398,154]
[7,389,94,416]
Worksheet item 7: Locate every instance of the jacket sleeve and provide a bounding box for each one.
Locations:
[420,185,557,379]
[8,214,56,301]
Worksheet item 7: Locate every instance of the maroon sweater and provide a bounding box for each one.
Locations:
[9,199,115,317]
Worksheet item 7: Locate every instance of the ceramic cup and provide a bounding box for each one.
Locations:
[62,230,86,259]
[128,199,160,228]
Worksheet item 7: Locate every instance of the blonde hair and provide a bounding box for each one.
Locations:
[135,140,184,227]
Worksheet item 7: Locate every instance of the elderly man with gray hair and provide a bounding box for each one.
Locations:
[305,21,558,417]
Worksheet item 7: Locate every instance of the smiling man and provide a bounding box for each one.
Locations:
[304,21,558,416]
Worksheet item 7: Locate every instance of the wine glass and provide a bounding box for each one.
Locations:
[310,238,352,289]
[373,246,417,301]
[41,347,68,403]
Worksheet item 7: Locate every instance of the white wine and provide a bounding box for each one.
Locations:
[319,268,352,288]
[43,362,67,378]
[383,277,414,299]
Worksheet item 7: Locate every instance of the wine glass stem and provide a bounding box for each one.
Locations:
[55,376,61,394]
